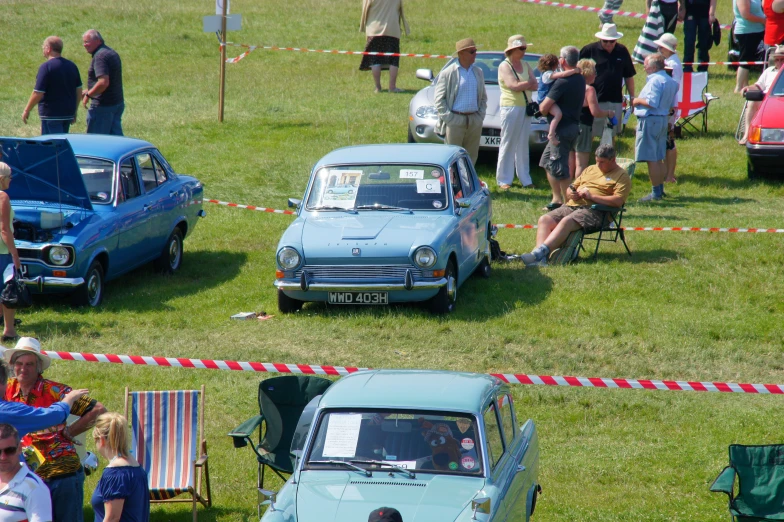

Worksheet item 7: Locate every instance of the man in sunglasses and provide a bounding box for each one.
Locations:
[580,24,637,141]
[434,38,488,165]
[0,423,53,522]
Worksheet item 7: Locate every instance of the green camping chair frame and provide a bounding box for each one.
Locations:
[710,443,784,521]
[578,204,632,260]
[228,375,332,514]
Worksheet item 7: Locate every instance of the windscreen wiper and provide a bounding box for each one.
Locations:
[355,204,412,213]
[309,206,358,214]
[350,459,415,479]
[309,460,371,476]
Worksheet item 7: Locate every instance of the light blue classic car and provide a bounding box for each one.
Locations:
[274,144,493,314]
[261,370,541,522]
[0,134,204,306]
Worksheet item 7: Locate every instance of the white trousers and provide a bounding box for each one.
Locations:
[496,106,532,187]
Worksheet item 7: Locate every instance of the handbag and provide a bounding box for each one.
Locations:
[1,268,32,309]
[506,59,539,116]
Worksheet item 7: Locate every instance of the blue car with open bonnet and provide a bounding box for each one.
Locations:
[0,134,204,306]
[259,369,541,522]
[274,144,493,314]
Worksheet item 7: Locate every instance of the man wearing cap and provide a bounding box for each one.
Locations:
[680,0,717,73]
[654,34,682,184]
[434,38,488,165]
[4,337,106,522]
[580,24,637,140]
[633,53,679,202]
[739,45,784,144]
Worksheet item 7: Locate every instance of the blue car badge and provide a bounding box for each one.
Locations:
[352,248,361,256]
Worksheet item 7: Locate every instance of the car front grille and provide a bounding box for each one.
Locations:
[482,128,501,137]
[295,265,425,280]
[17,249,43,261]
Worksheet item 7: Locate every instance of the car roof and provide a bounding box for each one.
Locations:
[27,133,156,161]
[314,144,464,168]
[318,369,503,413]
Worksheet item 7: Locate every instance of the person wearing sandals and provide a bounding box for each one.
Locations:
[571,59,616,179]
[522,144,630,267]
[91,413,150,522]
[0,163,21,344]
[496,35,538,191]
[359,0,410,93]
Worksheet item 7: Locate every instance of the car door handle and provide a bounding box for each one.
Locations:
[169,190,177,198]
[516,465,526,473]
[143,203,152,211]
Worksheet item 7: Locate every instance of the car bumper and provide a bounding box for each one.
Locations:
[746,143,784,176]
[274,278,446,303]
[409,120,548,151]
[22,276,85,291]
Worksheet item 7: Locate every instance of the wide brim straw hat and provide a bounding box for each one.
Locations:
[3,337,51,371]
[773,45,784,58]
[654,33,678,53]
[595,23,623,40]
[504,35,531,53]
[454,38,477,55]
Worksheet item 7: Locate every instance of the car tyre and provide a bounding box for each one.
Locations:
[278,289,304,313]
[475,256,491,279]
[155,228,184,274]
[72,260,104,307]
[407,126,416,143]
[428,260,457,314]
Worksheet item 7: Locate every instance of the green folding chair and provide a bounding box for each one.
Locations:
[710,443,784,521]
[228,375,332,491]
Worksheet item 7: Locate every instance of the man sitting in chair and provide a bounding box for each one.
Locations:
[522,144,631,266]
[739,45,784,145]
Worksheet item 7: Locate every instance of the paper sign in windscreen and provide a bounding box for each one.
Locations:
[322,413,362,458]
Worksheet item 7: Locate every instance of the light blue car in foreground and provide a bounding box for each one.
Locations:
[261,370,541,522]
[0,134,204,306]
[274,144,493,314]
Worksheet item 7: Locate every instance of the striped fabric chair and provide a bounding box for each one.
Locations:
[125,386,212,522]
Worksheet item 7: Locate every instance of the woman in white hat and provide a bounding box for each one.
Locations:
[0,163,21,343]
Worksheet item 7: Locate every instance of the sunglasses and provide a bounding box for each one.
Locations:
[0,445,18,456]
[465,49,476,55]
[517,46,528,51]
[601,39,617,44]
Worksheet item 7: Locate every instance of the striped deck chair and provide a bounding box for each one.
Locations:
[125,386,212,522]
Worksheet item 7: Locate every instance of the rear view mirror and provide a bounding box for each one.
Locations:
[288,198,301,209]
[744,89,764,102]
[416,69,434,82]
[368,171,390,180]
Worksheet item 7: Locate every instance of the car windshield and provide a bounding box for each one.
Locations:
[306,410,483,476]
[306,164,448,211]
[770,68,784,96]
[440,52,542,85]
[76,156,114,205]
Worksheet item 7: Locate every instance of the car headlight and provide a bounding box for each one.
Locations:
[415,105,438,120]
[760,128,784,143]
[277,247,302,270]
[413,247,437,269]
[48,246,71,266]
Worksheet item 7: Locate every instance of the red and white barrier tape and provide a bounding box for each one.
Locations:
[42,351,784,394]
[681,61,766,66]
[204,199,784,233]
[516,0,732,30]
[223,42,450,64]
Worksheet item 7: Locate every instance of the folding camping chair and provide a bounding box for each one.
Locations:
[228,375,332,513]
[710,444,784,521]
[674,71,719,137]
[125,386,212,522]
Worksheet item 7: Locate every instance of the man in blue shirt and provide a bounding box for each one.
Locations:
[21,37,83,135]
[633,53,679,202]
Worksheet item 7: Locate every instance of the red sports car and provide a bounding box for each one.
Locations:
[745,67,784,178]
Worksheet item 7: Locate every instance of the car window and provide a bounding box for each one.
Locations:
[498,394,516,446]
[440,52,542,86]
[153,156,168,185]
[119,158,140,202]
[483,402,504,469]
[457,157,475,198]
[771,69,784,96]
[138,153,167,192]
[449,163,463,201]
[76,157,114,205]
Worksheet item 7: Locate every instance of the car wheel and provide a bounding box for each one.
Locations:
[278,289,304,314]
[475,256,491,279]
[747,159,757,179]
[407,126,416,143]
[72,260,104,307]
[155,228,183,274]
[428,260,457,314]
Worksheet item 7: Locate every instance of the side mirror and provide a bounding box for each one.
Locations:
[471,497,491,519]
[416,69,435,82]
[744,89,765,102]
[455,198,471,209]
[288,198,301,209]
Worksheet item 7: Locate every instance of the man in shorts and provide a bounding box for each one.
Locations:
[538,46,586,209]
[522,144,630,267]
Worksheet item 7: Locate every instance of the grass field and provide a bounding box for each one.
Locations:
[1,0,784,520]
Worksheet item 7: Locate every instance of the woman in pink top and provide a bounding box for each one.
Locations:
[359,0,410,93]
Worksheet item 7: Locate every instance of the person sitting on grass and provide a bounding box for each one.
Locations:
[522,144,631,267]
[537,53,579,146]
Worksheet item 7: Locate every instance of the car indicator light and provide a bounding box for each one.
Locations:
[52,270,66,277]
[749,126,761,144]
[275,269,285,279]
[433,269,445,277]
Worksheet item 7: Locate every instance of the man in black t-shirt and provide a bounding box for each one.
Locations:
[579,24,637,138]
[538,46,586,208]
[21,37,83,135]
[680,0,717,72]
[81,29,124,135]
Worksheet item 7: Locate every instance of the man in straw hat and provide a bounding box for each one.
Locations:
[739,45,784,145]
[580,23,637,140]
[654,33,682,184]
[434,38,488,165]
[4,337,106,522]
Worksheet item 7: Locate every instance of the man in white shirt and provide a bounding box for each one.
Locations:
[0,423,52,522]
[654,33,682,184]
[739,45,784,144]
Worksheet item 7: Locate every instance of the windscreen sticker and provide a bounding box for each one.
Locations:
[322,170,363,209]
[400,169,424,179]
[416,179,441,194]
[461,438,474,450]
[456,419,472,433]
[322,413,362,458]
[432,200,443,209]
[430,170,441,178]
[449,462,458,470]
[461,456,476,469]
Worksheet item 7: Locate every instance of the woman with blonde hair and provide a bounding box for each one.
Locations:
[91,413,150,522]
[0,162,21,343]
[571,59,616,178]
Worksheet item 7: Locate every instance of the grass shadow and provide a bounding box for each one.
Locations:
[630,195,755,207]
[578,248,679,264]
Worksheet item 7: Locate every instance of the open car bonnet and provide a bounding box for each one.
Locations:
[295,471,484,522]
[0,137,92,211]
